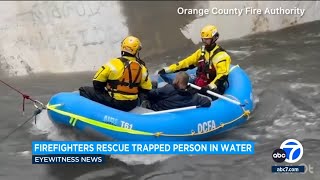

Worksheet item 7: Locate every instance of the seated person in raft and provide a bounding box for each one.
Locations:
[141,71,211,111]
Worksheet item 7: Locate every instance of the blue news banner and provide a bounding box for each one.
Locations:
[32,141,255,164]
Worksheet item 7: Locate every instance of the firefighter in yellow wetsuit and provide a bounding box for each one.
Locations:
[79,36,152,112]
[158,25,231,100]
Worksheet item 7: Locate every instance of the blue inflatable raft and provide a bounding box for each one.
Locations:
[46,65,253,141]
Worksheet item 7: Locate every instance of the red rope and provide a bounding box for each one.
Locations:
[0,79,37,112]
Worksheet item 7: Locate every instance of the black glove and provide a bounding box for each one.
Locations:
[199,86,211,95]
[158,69,166,75]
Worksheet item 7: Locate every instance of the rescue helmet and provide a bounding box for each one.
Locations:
[200,25,219,40]
[121,36,142,55]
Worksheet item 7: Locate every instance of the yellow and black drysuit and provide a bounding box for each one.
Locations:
[79,56,152,112]
[162,44,231,98]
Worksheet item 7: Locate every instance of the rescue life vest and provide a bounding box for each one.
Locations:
[195,45,225,87]
[107,57,142,96]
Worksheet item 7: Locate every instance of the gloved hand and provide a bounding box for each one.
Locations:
[199,85,218,101]
[158,69,166,75]
[208,83,217,90]
[199,86,211,94]
[199,84,217,94]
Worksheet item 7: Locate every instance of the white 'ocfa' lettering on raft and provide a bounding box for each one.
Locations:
[197,120,216,133]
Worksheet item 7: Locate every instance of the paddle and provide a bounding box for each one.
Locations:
[187,83,243,106]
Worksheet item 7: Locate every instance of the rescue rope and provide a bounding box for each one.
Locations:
[46,103,250,137]
[0,108,42,142]
[0,79,46,113]
[0,79,46,141]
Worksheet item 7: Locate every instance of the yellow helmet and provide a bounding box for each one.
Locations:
[200,25,219,39]
[121,36,142,55]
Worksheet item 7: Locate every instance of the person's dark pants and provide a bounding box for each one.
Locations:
[79,86,138,112]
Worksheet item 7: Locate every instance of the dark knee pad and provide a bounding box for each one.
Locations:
[79,86,87,97]
[79,86,94,99]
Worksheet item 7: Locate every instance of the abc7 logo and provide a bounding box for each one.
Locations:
[272,149,287,163]
[272,139,304,163]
